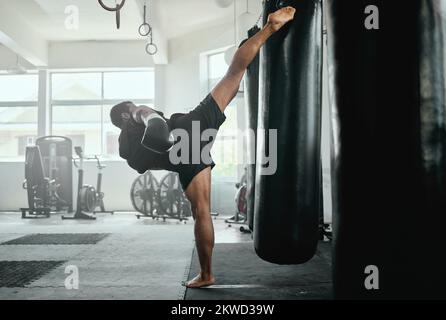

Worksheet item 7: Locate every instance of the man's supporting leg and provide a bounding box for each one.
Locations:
[211,6,296,112]
[185,167,215,288]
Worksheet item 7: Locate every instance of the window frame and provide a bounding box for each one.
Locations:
[0,73,39,160]
[199,48,241,180]
[49,69,155,158]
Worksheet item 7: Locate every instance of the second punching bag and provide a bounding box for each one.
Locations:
[254,0,323,264]
[327,0,446,298]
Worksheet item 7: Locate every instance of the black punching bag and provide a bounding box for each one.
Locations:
[245,26,261,232]
[327,0,446,299]
[254,0,323,264]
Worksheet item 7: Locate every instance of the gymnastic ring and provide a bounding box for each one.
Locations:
[98,0,126,12]
[145,43,158,55]
[138,23,152,37]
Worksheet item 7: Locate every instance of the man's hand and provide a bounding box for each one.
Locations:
[140,114,174,154]
[267,6,297,32]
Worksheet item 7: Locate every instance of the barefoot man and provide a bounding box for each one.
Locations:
[110,7,296,288]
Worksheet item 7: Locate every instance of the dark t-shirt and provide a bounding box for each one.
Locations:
[119,94,226,190]
[119,111,183,174]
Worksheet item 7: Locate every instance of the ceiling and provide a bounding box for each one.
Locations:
[2,0,262,42]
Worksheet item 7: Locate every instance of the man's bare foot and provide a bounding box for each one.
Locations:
[185,273,215,288]
[267,6,297,32]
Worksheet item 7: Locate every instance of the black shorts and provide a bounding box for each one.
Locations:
[169,93,226,191]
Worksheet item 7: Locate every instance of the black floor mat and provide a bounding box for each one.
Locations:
[185,242,332,300]
[1,233,109,245]
[0,261,66,288]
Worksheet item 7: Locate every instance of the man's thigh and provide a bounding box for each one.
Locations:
[171,94,226,132]
[185,167,211,216]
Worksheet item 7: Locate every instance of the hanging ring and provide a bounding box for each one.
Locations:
[139,23,152,36]
[116,10,121,29]
[98,0,126,29]
[145,43,158,55]
[138,4,152,36]
[98,0,126,11]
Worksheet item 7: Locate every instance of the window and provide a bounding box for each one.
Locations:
[51,70,155,157]
[207,52,227,90]
[52,104,102,155]
[0,74,38,158]
[205,51,239,179]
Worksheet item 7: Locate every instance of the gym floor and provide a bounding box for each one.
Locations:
[0,212,332,300]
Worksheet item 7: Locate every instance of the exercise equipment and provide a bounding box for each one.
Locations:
[138,3,152,36]
[244,25,261,232]
[21,146,67,219]
[131,171,160,219]
[98,0,126,29]
[62,147,103,220]
[254,0,323,264]
[139,1,158,55]
[326,0,446,299]
[76,148,112,215]
[86,155,113,214]
[226,168,249,232]
[145,35,158,55]
[158,172,192,221]
[36,136,73,212]
[131,171,191,221]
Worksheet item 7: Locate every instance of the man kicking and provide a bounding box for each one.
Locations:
[110,6,296,288]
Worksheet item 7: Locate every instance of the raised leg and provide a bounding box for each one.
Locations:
[211,6,296,112]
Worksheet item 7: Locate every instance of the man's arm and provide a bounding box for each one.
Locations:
[211,6,296,112]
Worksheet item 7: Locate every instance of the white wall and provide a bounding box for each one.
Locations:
[49,40,155,69]
[0,161,28,210]
[0,44,36,70]
[163,23,234,114]
[0,40,155,71]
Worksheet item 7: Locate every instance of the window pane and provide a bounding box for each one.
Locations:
[0,107,38,157]
[208,53,228,80]
[52,73,102,100]
[103,105,122,157]
[104,71,154,100]
[0,75,38,101]
[212,106,238,178]
[102,103,151,157]
[205,51,238,178]
[52,105,102,155]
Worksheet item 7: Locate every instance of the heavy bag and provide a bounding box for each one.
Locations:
[254,0,323,264]
[326,0,446,299]
[245,25,261,232]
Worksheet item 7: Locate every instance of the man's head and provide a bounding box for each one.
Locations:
[110,101,135,128]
